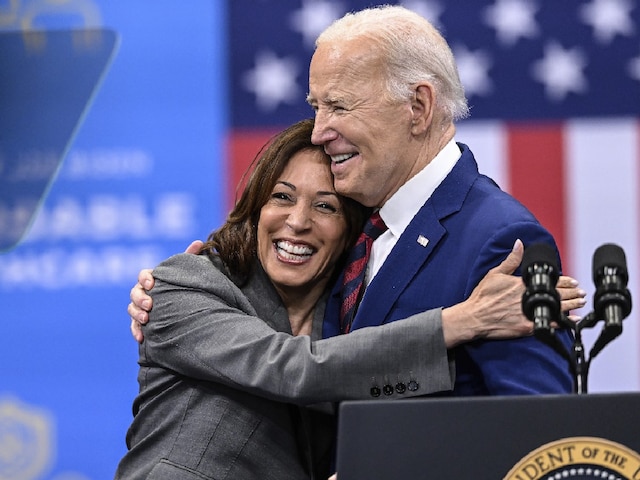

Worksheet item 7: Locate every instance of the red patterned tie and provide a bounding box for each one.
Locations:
[339,211,388,333]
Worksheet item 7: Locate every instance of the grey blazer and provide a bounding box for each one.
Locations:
[115,253,454,479]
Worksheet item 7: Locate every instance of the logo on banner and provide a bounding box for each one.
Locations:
[0,398,54,480]
[504,437,640,480]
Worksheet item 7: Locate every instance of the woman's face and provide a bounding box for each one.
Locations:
[257,148,349,298]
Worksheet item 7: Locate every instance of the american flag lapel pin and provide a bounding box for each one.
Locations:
[417,235,429,247]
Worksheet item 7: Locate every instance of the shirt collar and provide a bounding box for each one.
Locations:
[379,138,461,239]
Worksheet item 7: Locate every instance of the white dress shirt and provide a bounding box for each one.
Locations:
[365,139,462,286]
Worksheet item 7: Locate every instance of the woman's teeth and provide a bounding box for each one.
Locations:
[276,240,313,260]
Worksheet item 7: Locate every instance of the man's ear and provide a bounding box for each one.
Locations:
[410,83,435,134]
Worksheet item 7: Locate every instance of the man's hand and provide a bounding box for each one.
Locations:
[128,240,204,343]
[442,240,586,348]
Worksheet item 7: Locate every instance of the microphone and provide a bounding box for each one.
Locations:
[589,244,632,356]
[521,243,561,334]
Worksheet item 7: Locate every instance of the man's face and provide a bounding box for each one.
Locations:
[307,38,417,208]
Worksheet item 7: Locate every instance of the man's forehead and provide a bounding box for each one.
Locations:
[309,43,383,93]
[313,38,379,68]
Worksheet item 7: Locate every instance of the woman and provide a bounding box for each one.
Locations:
[116,119,583,479]
[115,119,439,479]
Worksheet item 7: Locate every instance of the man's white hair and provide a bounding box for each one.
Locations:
[316,5,470,122]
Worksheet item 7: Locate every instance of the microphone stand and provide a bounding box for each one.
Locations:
[570,326,587,394]
[533,314,586,394]
[536,311,624,395]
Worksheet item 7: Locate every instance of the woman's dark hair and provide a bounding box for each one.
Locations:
[201,118,370,280]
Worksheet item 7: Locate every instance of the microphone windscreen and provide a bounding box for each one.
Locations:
[522,243,559,283]
[592,243,628,284]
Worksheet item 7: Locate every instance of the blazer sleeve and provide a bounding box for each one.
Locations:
[458,222,574,395]
[140,253,455,405]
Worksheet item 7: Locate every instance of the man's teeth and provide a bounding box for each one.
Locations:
[331,153,356,164]
[276,241,313,259]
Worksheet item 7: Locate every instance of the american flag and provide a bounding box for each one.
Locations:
[226,0,640,392]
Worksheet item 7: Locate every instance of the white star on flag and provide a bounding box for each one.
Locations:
[579,0,636,44]
[531,41,588,101]
[483,0,539,46]
[400,0,444,31]
[242,50,301,112]
[629,54,640,81]
[289,0,346,47]
[453,44,493,98]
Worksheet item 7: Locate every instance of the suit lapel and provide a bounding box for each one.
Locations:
[352,144,479,329]
[352,205,445,329]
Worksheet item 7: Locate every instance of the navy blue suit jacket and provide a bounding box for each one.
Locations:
[323,143,573,395]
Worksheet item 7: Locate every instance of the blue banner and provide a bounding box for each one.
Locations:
[0,1,226,478]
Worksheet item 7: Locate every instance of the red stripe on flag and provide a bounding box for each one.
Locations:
[226,128,281,211]
[507,124,568,268]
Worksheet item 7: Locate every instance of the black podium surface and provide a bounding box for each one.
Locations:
[336,393,640,479]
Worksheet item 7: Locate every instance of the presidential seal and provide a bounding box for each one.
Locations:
[504,437,640,480]
[0,397,54,480]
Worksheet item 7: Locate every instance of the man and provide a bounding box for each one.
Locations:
[305,5,584,394]
[309,5,577,395]
[130,6,585,394]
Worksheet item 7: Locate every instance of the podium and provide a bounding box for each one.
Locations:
[336,393,640,479]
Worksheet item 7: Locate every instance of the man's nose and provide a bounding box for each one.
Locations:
[311,110,335,145]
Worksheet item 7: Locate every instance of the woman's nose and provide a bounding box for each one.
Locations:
[285,203,312,231]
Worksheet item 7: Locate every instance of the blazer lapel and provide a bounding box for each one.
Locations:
[242,262,292,334]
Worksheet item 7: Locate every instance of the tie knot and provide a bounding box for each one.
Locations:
[363,211,387,241]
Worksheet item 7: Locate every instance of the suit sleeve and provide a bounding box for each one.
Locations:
[140,254,454,405]
[459,222,574,395]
